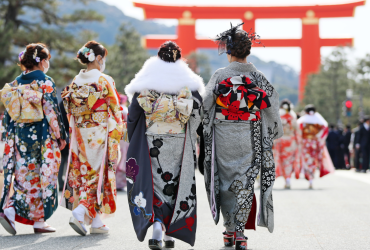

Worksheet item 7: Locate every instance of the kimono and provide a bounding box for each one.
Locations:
[61,69,123,222]
[124,57,205,246]
[202,62,283,233]
[116,105,128,190]
[297,112,333,180]
[0,70,67,224]
[274,109,299,180]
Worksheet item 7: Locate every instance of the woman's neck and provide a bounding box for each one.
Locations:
[86,63,99,72]
[230,56,247,64]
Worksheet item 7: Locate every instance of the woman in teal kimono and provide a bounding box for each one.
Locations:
[0,43,67,235]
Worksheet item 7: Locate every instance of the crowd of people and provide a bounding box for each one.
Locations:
[0,22,357,250]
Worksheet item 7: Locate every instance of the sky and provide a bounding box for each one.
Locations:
[101,0,370,72]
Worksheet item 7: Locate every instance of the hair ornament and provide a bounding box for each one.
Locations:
[173,50,178,61]
[213,22,264,55]
[32,49,40,63]
[78,46,95,62]
[18,49,26,62]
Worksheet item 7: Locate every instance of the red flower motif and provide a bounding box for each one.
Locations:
[4,144,10,155]
[47,152,54,159]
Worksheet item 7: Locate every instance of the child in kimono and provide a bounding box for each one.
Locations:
[61,41,124,236]
[202,24,283,250]
[0,43,67,235]
[125,41,204,249]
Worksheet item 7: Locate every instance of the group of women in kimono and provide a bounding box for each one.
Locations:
[0,23,285,250]
[274,101,333,189]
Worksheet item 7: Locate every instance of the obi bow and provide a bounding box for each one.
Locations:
[137,87,193,125]
[214,75,271,121]
[0,81,44,122]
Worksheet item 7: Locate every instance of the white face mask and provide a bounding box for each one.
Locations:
[98,58,106,73]
[43,60,50,74]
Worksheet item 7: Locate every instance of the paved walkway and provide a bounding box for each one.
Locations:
[1,169,369,250]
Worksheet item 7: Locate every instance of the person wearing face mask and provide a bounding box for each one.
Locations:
[0,43,68,235]
[61,41,124,236]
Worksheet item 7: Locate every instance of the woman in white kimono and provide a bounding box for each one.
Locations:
[273,99,299,189]
[201,24,283,250]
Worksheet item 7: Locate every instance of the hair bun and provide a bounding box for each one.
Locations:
[158,41,182,63]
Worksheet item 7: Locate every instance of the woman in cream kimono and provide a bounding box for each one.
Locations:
[297,104,333,189]
[273,99,299,189]
[0,43,67,235]
[125,41,204,249]
[202,24,283,250]
[61,41,124,236]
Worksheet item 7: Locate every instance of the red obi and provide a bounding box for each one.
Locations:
[214,75,271,121]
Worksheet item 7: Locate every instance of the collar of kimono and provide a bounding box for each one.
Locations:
[227,61,258,73]
[19,70,45,81]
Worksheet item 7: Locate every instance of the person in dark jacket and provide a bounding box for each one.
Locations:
[342,125,352,169]
[58,100,70,190]
[353,122,362,172]
[355,117,370,173]
[327,125,342,169]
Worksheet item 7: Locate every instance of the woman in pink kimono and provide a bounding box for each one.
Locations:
[116,94,128,191]
[274,99,299,189]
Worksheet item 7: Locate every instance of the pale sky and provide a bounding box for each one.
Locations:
[101,0,370,72]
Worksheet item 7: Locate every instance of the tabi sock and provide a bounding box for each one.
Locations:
[309,179,313,185]
[286,178,291,185]
[72,204,86,223]
[4,207,15,228]
[163,234,174,242]
[33,222,48,229]
[152,221,163,241]
[91,214,107,229]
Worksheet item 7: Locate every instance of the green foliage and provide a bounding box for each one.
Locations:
[302,47,370,126]
[187,52,212,84]
[105,24,149,94]
[0,0,103,87]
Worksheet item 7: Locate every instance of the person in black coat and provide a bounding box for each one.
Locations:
[327,124,342,169]
[353,122,362,172]
[355,117,370,173]
[342,125,352,169]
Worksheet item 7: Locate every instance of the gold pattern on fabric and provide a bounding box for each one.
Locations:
[0,81,44,122]
[137,87,193,134]
[302,124,323,139]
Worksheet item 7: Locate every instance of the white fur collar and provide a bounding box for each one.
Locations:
[297,112,328,126]
[125,57,205,100]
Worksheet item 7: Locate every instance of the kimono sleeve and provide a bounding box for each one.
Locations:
[42,77,67,140]
[203,70,221,112]
[0,112,10,142]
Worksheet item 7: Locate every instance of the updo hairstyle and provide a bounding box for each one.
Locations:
[19,43,50,71]
[304,104,316,114]
[280,99,292,112]
[158,41,182,63]
[77,40,108,65]
[228,30,252,59]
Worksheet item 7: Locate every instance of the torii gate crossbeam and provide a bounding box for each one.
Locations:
[134,1,365,100]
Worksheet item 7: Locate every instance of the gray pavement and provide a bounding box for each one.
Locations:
[1,169,370,250]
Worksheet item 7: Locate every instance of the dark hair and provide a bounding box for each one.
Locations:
[77,40,108,65]
[346,125,351,130]
[305,104,316,114]
[280,99,292,112]
[158,41,182,63]
[329,124,335,129]
[228,30,252,59]
[19,43,50,71]
[364,116,370,122]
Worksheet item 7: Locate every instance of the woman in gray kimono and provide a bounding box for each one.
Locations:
[201,24,283,250]
[125,41,204,249]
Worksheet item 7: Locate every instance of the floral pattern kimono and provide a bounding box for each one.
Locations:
[297,112,332,180]
[0,70,67,224]
[202,62,283,234]
[274,109,299,180]
[61,69,123,222]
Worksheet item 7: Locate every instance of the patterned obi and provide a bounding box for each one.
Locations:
[214,75,271,121]
[302,123,324,139]
[137,87,193,134]
[62,83,108,124]
[0,81,43,123]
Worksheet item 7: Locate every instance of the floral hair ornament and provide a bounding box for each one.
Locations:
[33,49,41,63]
[18,49,26,62]
[213,22,264,55]
[78,46,95,62]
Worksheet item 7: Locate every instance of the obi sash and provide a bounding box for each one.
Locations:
[0,81,43,123]
[214,75,271,121]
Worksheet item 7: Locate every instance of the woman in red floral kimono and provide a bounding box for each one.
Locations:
[273,99,299,189]
[297,104,333,189]
[61,41,124,236]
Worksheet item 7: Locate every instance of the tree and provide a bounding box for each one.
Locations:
[105,24,149,94]
[302,48,355,125]
[187,52,212,84]
[0,0,103,87]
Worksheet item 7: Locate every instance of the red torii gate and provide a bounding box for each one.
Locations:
[134,1,365,100]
